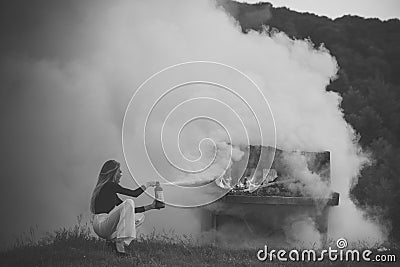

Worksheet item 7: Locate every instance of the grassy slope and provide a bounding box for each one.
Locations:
[1,238,263,267]
[0,223,398,267]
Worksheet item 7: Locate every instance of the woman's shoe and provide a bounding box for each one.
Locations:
[114,241,128,256]
[135,214,145,228]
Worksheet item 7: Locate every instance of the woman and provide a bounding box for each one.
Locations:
[90,160,163,254]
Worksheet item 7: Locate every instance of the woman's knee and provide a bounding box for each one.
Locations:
[123,198,135,208]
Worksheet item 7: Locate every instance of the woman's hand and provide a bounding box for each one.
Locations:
[145,181,157,188]
[150,200,157,209]
[152,199,165,209]
[144,201,156,211]
[144,200,165,211]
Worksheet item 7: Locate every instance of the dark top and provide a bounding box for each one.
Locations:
[94,182,146,214]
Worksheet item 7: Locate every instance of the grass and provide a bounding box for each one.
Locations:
[1,216,399,266]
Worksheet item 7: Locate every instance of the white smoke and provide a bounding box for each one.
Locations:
[283,214,323,248]
[173,141,244,187]
[281,152,331,199]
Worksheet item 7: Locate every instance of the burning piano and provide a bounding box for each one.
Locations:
[199,145,339,247]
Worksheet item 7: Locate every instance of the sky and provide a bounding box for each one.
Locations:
[239,0,400,20]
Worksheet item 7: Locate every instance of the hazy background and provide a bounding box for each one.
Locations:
[1,0,397,250]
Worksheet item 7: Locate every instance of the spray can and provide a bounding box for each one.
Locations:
[154,181,165,209]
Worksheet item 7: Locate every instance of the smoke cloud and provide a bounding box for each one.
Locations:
[0,0,386,249]
[280,152,331,199]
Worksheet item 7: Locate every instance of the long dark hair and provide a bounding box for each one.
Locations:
[90,160,120,214]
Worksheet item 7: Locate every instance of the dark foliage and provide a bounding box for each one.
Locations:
[217,1,400,241]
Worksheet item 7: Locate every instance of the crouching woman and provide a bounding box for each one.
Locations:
[89,160,164,255]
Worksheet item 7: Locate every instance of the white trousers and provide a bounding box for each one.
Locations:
[93,199,136,246]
